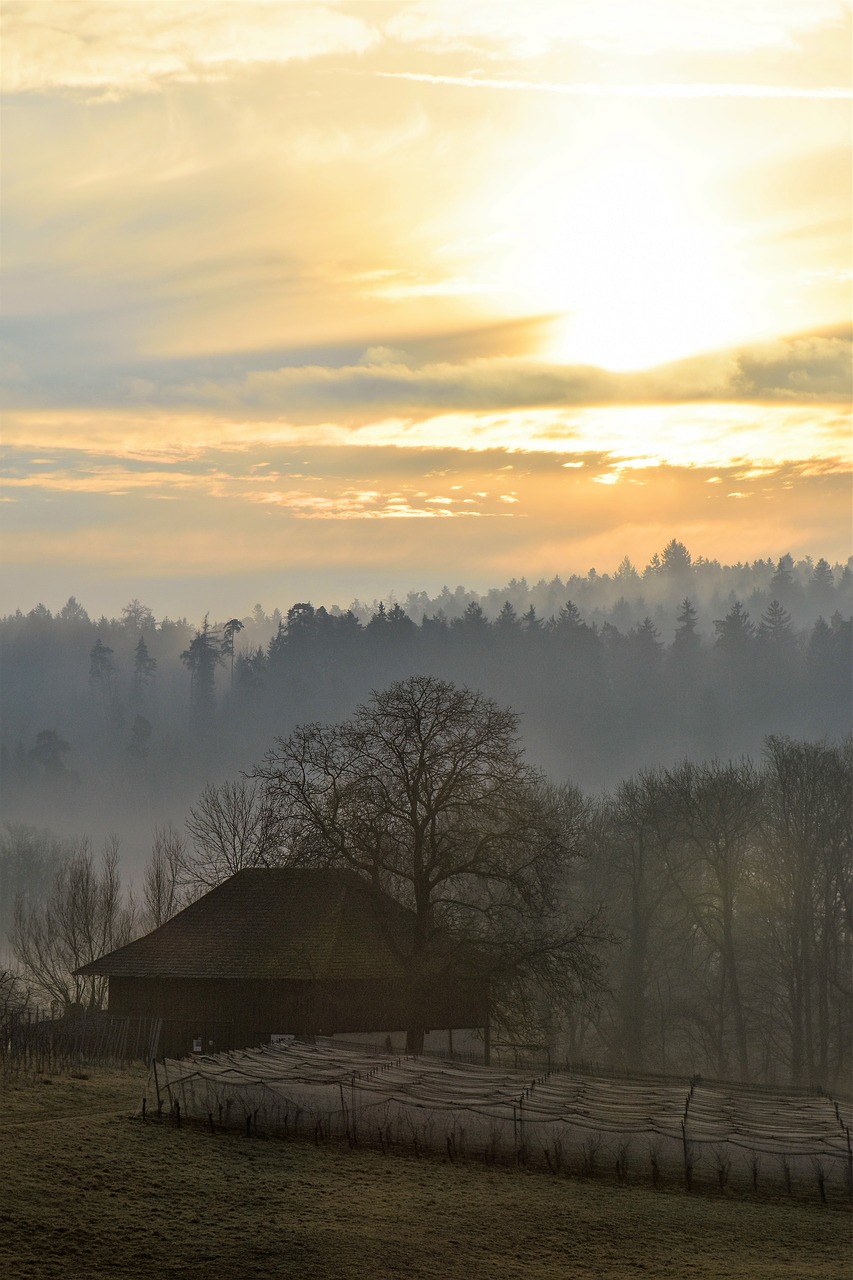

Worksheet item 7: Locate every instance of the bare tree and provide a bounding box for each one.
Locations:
[142,825,188,929]
[11,837,137,1011]
[597,769,682,1073]
[255,675,602,1053]
[183,777,287,892]
[661,760,763,1080]
[0,824,71,943]
[0,968,30,1019]
[757,736,852,1088]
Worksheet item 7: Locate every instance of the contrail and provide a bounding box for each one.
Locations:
[377,72,851,100]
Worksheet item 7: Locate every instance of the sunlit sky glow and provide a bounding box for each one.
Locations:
[1,1,850,618]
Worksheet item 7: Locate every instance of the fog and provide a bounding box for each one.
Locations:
[1,545,849,892]
[2,543,851,1087]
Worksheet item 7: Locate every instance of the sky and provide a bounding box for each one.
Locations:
[1,0,851,621]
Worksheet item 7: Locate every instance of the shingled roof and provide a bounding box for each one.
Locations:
[75,868,416,981]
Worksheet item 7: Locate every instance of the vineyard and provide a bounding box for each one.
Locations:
[153,1040,853,1201]
[1,1006,162,1080]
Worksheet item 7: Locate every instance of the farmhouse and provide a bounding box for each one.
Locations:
[76,867,487,1058]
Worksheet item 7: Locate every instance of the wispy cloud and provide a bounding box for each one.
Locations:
[1,2,379,96]
[3,396,850,479]
[253,489,485,520]
[377,71,852,100]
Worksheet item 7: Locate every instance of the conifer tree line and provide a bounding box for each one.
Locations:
[0,544,849,809]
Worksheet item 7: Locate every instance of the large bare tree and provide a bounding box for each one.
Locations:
[254,675,602,1053]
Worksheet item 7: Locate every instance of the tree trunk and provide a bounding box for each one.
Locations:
[406,1027,424,1056]
[721,893,749,1080]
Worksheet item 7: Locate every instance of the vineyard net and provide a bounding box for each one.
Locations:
[153,1040,853,1192]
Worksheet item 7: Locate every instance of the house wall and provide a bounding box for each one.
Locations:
[108,974,487,1058]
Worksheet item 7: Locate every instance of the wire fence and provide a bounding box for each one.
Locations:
[1,1005,162,1078]
[153,1039,853,1201]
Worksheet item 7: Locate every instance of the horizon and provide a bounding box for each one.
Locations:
[5,543,850,626]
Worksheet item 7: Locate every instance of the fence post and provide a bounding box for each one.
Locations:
[519,1093,525,1161]
[152,1058,162,1115]
[681,1086,693,1191]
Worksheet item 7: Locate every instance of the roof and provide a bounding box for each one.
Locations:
[75,868,418,981]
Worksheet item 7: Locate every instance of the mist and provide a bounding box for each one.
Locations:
[1,543,849,889]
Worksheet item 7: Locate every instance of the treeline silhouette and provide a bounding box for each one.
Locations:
[0,544,850,832]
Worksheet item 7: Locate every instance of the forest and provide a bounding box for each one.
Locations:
[0,542,850,827]
[1,542,850,1090]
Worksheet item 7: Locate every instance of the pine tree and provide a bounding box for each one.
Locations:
[459,601,489,630]
[236,646,267,691]
[672,598,701,657]
[521,605,541,633]
[120,599,156,630]
[494,601,521,632]
[554,600,586,633]
[810,558,835,614]
[89,638,116,697]
[180,616,222,726]
[660,539,692,576]
[758,599,794,647]
[287,603,316,636]
[132,635,157,701]
[366,601,389,631]
[386,603,415,635]
[221,618,244,685]
[614,556,639,583]
[713,601,755,654]
[59,596,89,623]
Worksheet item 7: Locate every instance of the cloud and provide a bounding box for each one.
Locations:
[2,447,849,625]
[20,326,840,422]
[3,399,850,482]
[7,1,847,104]
[253,488,483,520]
[731,329,853,398]
[385,0,849,57]
[1,2,379,96]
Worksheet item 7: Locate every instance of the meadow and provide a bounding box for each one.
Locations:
[1,1067,850,1280]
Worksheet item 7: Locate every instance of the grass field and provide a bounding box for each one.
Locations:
[1,1067,850,1280]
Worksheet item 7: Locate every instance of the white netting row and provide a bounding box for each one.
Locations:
[151,1039,852,1175]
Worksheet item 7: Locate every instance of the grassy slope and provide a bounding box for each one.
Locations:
[1,1069,849,1280]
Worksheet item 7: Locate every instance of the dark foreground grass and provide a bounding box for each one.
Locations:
[1,1069,850,1280]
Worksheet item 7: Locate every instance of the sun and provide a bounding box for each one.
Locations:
[486,134,755,371]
